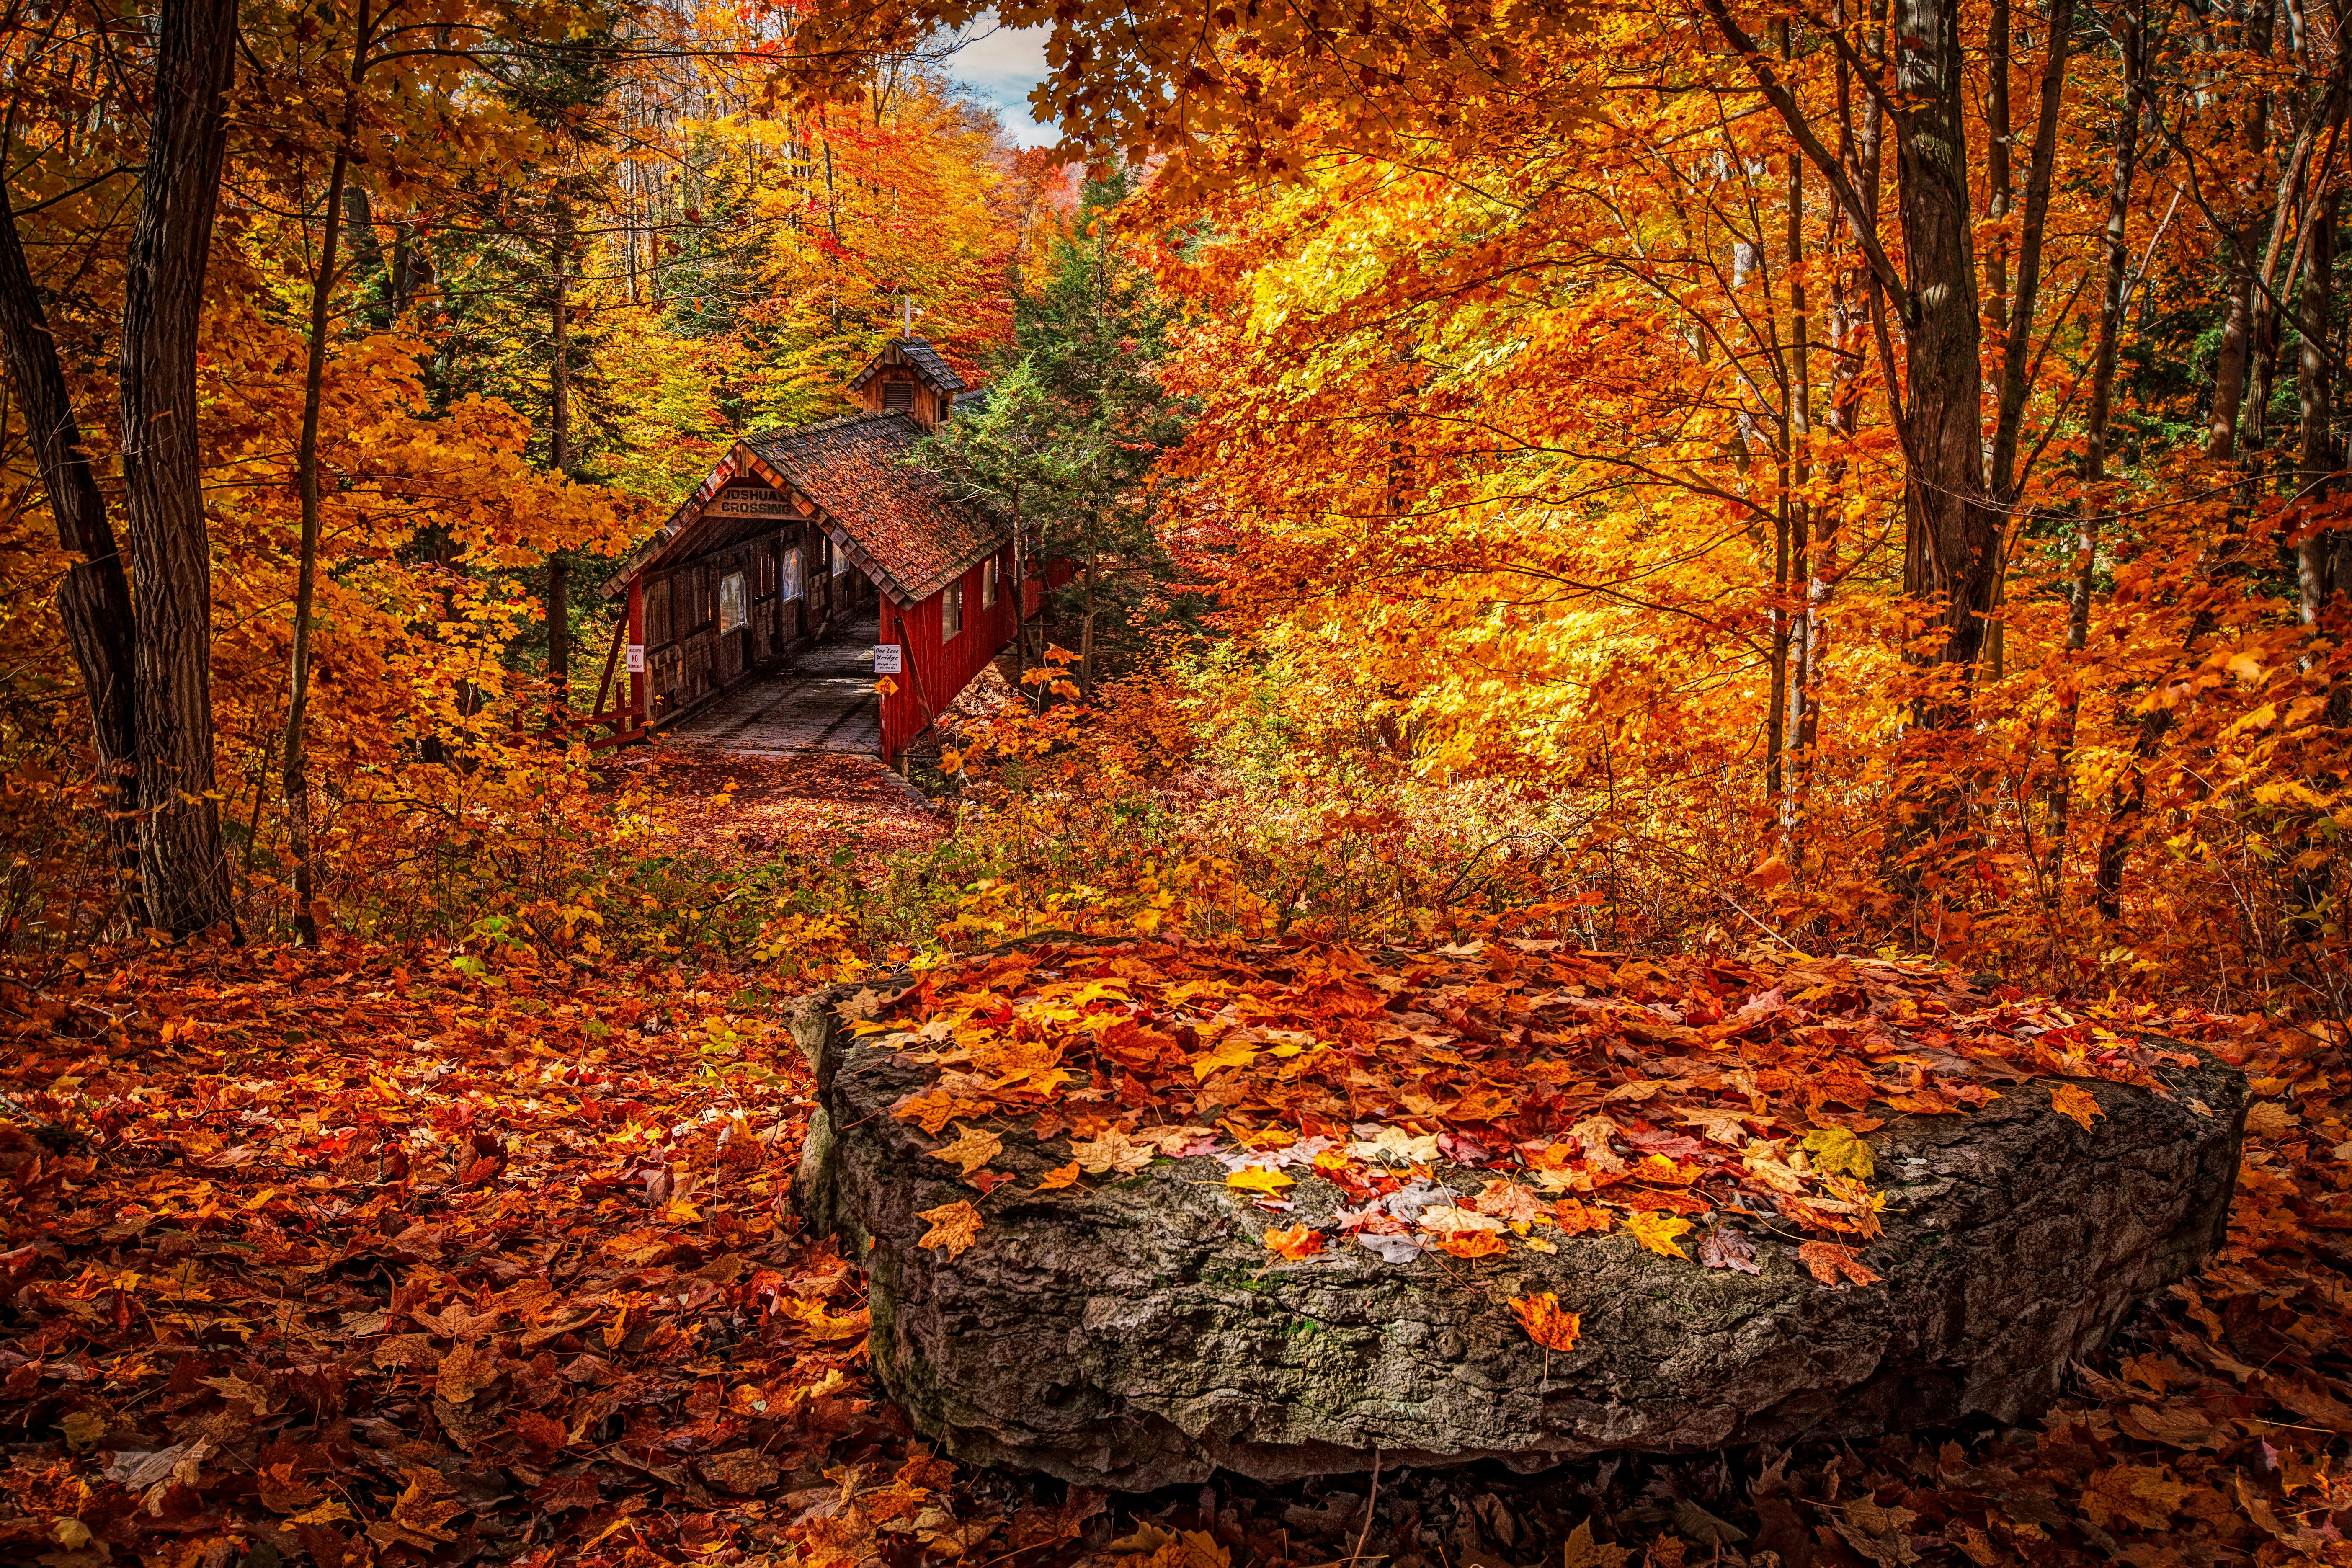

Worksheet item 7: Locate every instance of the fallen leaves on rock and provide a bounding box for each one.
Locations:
[916,1199,985,1257]
[1797,1240,1883,1289]
[1508,1292,1582,1353]
[858,939,2199,1274]
[1261,1224,1324,1260]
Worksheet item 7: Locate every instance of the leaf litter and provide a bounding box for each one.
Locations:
[0,938,2346,1568]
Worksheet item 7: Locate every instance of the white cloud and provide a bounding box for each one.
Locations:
[942,20,1058,148]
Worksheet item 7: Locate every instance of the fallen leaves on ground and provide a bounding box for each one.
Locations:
[627,745,944,868]
[2,942,2345,1568]
[0,941,909,1567]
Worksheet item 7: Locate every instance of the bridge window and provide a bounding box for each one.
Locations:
[982,557,998,609]
[943,580,964,639]
[719,572,747,634]
[782,548,802,601]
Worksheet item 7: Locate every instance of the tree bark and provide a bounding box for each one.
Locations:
[547,198,572,699]
[1779,39,1812,830]
[122,0,238,937]
[284,0,369,949]
[1890,0,1998,722]
[2045,5,2141,893]
[1986,0,2076,506]
[2290,191,2337,937]
[0,184,142,916]
[2209,260,2257,461]
[2297,192,2336,629]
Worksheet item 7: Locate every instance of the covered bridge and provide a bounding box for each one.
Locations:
[592,337,1041,763]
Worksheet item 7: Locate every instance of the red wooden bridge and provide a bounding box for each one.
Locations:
[582,337,1045,765]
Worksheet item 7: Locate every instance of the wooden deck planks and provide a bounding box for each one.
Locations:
[666,617,882,757]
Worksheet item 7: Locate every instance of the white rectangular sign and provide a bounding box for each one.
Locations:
[625,643,646,673]
[873,643,903,674]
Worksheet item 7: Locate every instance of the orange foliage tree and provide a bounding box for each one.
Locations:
[794,0,2352,1015]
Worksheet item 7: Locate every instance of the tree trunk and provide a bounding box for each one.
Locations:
[2290,191,2336,939]
[1986,0,2076,505]
[284,1,369,949]
[1892,0,1997,719]
[121,0,238,938]
[1079,551,1099,697]
[0,183,142,917]
[2298,193,2336,628]
[2044,6,2141,893]
[1779,50,1812,830]
[284,142,352,949]
[547,199,572,700]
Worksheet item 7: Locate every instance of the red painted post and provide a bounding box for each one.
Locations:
[627,576,646,726]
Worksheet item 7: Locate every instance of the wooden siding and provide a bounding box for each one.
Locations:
[878,538,1024,759]
[639,481,876,722]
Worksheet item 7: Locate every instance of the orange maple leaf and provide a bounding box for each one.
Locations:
[1472,1179,1544,1224]
[915,1200,983,1258]
[1036,1160,1082,1189]
[1509,1291,1583,1353]
[2048,1082,2105,1132]
[1436,1230,1509,1260]
[1551,1199,1614,1235]
[1797,1240,1882,1289]
[1263,1223,1325,1259]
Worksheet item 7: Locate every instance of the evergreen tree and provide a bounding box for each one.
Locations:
[920,171,1197,697]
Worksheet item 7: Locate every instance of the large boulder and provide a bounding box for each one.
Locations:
[791,972,2246,1492]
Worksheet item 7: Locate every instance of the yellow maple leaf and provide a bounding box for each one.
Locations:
[1800,1125,1875,1180]
[928,1124,1003,1177]
[1191,1039,1258,1082]
[2048,1082,2104,1132]
[1036,1161,1082,1190]
[915,1200,983,1258]
[1622,1210,1692,1260]
[1225,1166,1293,1194]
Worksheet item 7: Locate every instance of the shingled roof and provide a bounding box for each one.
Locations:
[745,413,1004,604]
[846,337,969,395]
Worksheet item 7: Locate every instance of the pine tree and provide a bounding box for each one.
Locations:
[921,172,1196,696]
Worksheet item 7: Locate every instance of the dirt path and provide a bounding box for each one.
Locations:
[619,742,946,867]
